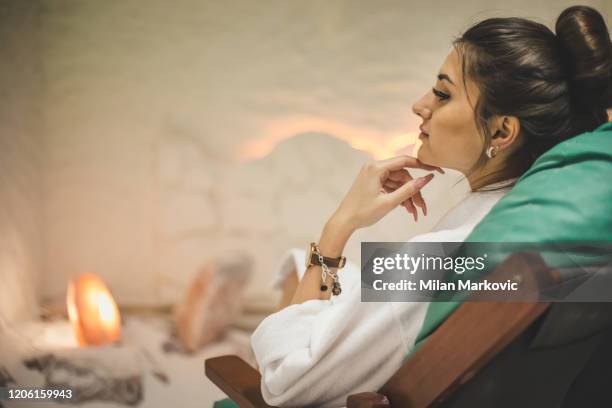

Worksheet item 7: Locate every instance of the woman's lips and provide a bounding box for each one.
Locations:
[419,126,429,139]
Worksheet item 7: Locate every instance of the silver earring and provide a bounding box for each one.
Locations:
[486,145,500,159]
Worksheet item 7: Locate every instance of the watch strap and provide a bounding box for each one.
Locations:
[312,254,346,268]
[307,242,346,269]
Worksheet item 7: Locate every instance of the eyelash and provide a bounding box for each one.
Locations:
[432,87,450,101]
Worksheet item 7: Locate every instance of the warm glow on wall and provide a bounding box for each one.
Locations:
[66,273,122,346]
[238,116,421,161]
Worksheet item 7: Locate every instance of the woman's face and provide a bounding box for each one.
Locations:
[412,48,484,174]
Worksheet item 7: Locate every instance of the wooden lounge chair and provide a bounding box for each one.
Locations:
[205,252,612,407]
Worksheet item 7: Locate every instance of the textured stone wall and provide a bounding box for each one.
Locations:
[3,0,610,312]
[0,1,43,323]
[38,0,612,309]
[37,0,470,308]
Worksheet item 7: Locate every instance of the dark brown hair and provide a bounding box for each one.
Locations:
[454,5,611,191]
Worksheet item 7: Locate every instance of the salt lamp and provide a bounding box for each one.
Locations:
[66,273,121,346]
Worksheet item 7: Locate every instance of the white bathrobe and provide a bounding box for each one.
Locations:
[250,184,512,407]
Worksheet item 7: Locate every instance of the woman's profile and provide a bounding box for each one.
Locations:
[249,5,611,407]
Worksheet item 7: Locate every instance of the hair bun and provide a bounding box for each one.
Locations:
[555,5,612,112]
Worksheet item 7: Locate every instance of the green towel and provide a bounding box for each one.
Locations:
[213,397,239,408]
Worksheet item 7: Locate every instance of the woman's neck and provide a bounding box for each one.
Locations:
[466,165,518,191]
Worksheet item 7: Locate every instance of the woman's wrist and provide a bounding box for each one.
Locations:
[288,215,353,305]
[318,215,355,257]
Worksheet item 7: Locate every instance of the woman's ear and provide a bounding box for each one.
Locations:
[492,116,521,149]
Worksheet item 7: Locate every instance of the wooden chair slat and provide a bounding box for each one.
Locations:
[205,355,275,408]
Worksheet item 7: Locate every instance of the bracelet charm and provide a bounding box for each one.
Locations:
[331,280,342,296]
[313,244,342,296]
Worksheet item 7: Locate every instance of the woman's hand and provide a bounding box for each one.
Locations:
[329,155,443,232]
[381,164,441,221]
[290,155,443,305]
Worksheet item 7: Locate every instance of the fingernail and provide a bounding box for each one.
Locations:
[415,174,433,189]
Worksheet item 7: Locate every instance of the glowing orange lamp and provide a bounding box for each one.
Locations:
[66,273,122,346]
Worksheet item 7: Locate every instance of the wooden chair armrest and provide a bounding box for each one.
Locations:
[205,355,275,408]
[347,392,391,408]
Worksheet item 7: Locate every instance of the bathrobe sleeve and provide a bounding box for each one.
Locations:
[251,251,428,407]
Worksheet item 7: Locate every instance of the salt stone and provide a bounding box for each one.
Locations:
[173,250,252,352]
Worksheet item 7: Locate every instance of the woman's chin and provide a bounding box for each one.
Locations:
[417,149,449,171]
[416,147,437,167]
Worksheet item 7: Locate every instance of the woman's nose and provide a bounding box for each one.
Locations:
[412,95,432,120]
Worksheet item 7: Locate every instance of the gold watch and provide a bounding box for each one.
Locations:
[305,242,346,269]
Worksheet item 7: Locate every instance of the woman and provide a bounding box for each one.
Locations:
[250,6,611,407]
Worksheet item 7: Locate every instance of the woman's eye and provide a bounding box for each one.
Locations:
[432,87,450,101]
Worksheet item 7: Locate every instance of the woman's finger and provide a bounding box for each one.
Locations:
[384,180,402,190]
[383,182,418,220]
[403,198,418,222]
[385,184,420,221]
[382,185,395,194]
[412,191,428,216]
[387,169,413,182]
[386,173,435,207]
[383,171,430,220]
[378,155,444,173]
[386,179,427,215]
[387,170,429,216]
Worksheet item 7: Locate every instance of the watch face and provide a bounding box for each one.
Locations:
[305,242,315,268]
